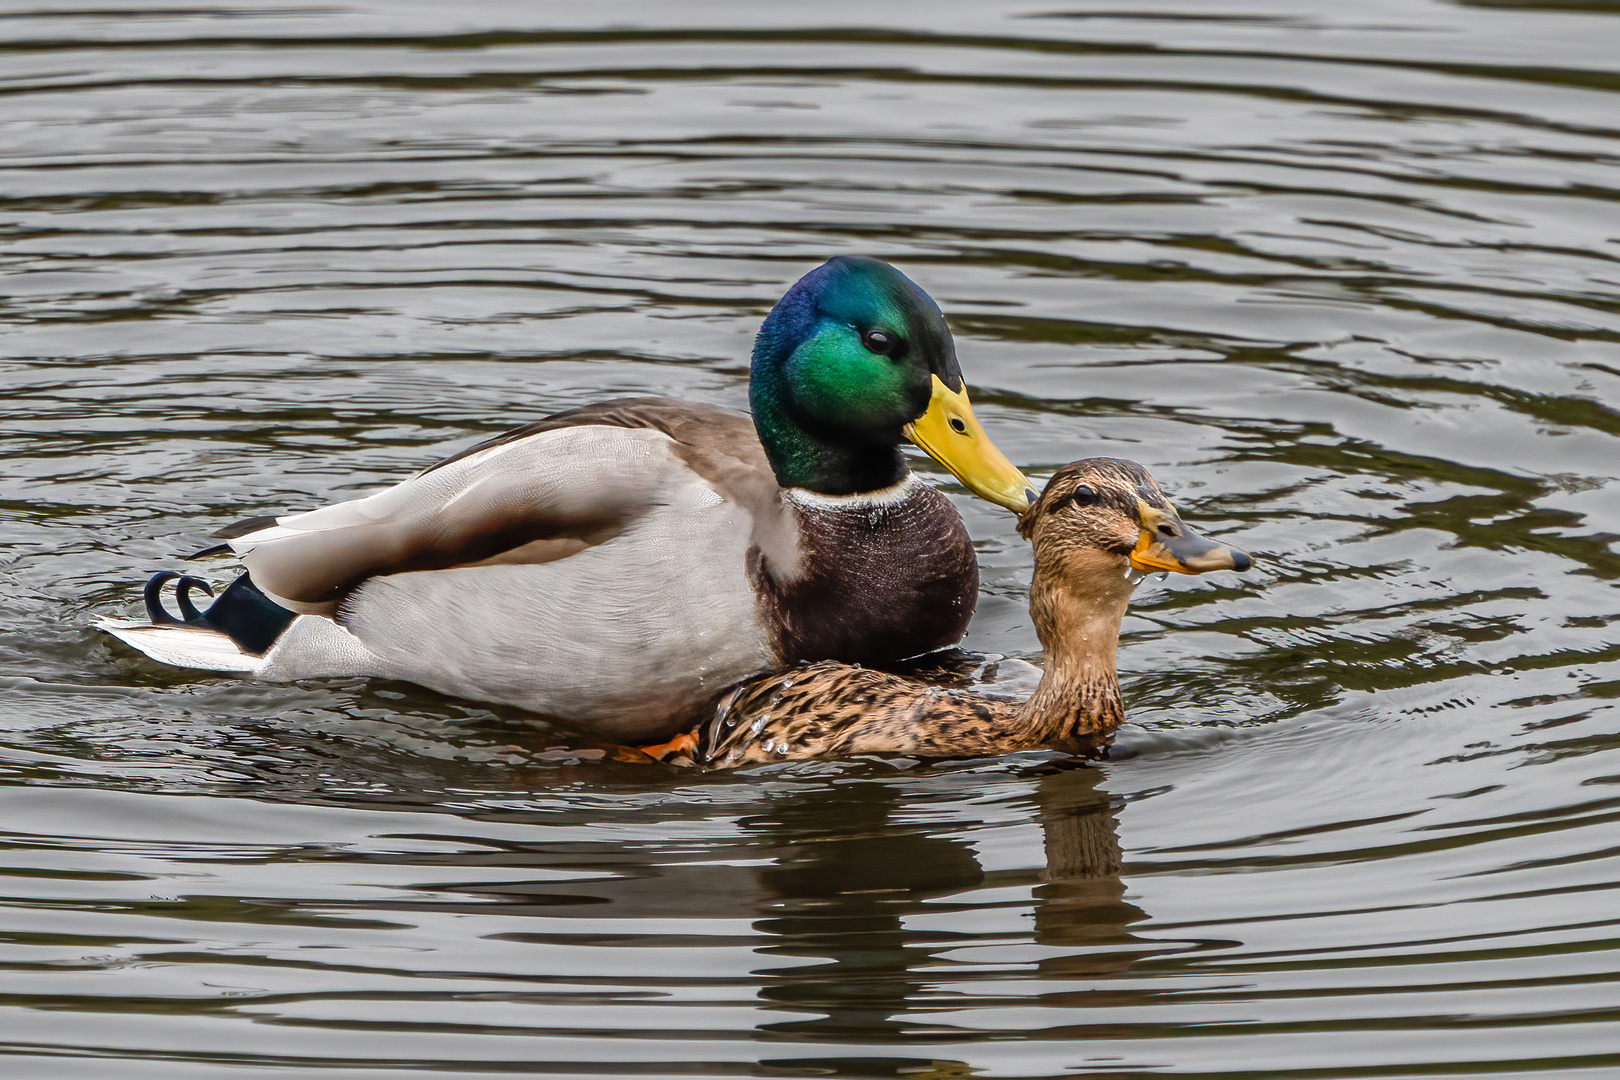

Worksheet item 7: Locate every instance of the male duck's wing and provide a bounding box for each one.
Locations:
[212,397,779,609]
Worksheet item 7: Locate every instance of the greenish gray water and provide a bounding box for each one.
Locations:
[2,1,1619,1076]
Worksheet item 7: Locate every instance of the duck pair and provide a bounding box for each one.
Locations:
[100,257,1250,766]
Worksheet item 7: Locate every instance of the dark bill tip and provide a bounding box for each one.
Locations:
[1147,527,1254,575]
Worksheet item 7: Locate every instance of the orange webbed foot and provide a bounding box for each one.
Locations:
[636,729,699,764]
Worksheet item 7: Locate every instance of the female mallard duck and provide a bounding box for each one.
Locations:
[649,458,1251,767]
[97,257,1034,744]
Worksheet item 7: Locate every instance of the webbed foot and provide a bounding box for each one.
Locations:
[636,729,699,764]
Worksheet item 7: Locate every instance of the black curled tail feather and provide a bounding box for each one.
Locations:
[143,571,211,625]
[140,570,295,657]
[176,575,213,622]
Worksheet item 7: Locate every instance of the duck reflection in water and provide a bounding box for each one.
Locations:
[432,765,1170,1048]
[750,767,1161,1047]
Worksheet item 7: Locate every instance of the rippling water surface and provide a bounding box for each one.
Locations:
[4,1,1620,1076]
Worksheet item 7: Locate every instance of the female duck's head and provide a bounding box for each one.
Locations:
[1019,457,1253,584]
[750,257,1033,511]
[1012,457,1252,669]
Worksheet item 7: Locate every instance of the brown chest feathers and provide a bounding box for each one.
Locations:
[749,483,977,666]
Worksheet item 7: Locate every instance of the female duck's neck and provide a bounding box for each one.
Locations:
[1015,576,1131,744]
[752,393,907,495]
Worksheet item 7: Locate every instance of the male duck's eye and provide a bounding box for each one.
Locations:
[861,329,899,356]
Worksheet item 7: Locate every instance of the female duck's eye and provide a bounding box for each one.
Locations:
[861,329,898,355]
[1047,486,1096,515]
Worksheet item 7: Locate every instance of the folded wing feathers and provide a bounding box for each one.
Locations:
[215,425,701,604]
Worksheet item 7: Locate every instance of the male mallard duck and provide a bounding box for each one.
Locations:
[652,458,1251,767]
[97,257,1035,743]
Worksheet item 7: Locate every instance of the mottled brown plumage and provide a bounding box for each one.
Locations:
[659,458,1251,768]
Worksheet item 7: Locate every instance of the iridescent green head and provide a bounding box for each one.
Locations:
[750,257,1031,508]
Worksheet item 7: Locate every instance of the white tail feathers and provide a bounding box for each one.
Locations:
[94,619,265,673]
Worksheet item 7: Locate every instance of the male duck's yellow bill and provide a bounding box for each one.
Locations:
[903,375,1035,513]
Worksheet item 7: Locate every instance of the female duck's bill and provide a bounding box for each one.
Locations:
[1126,500,1252,575]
